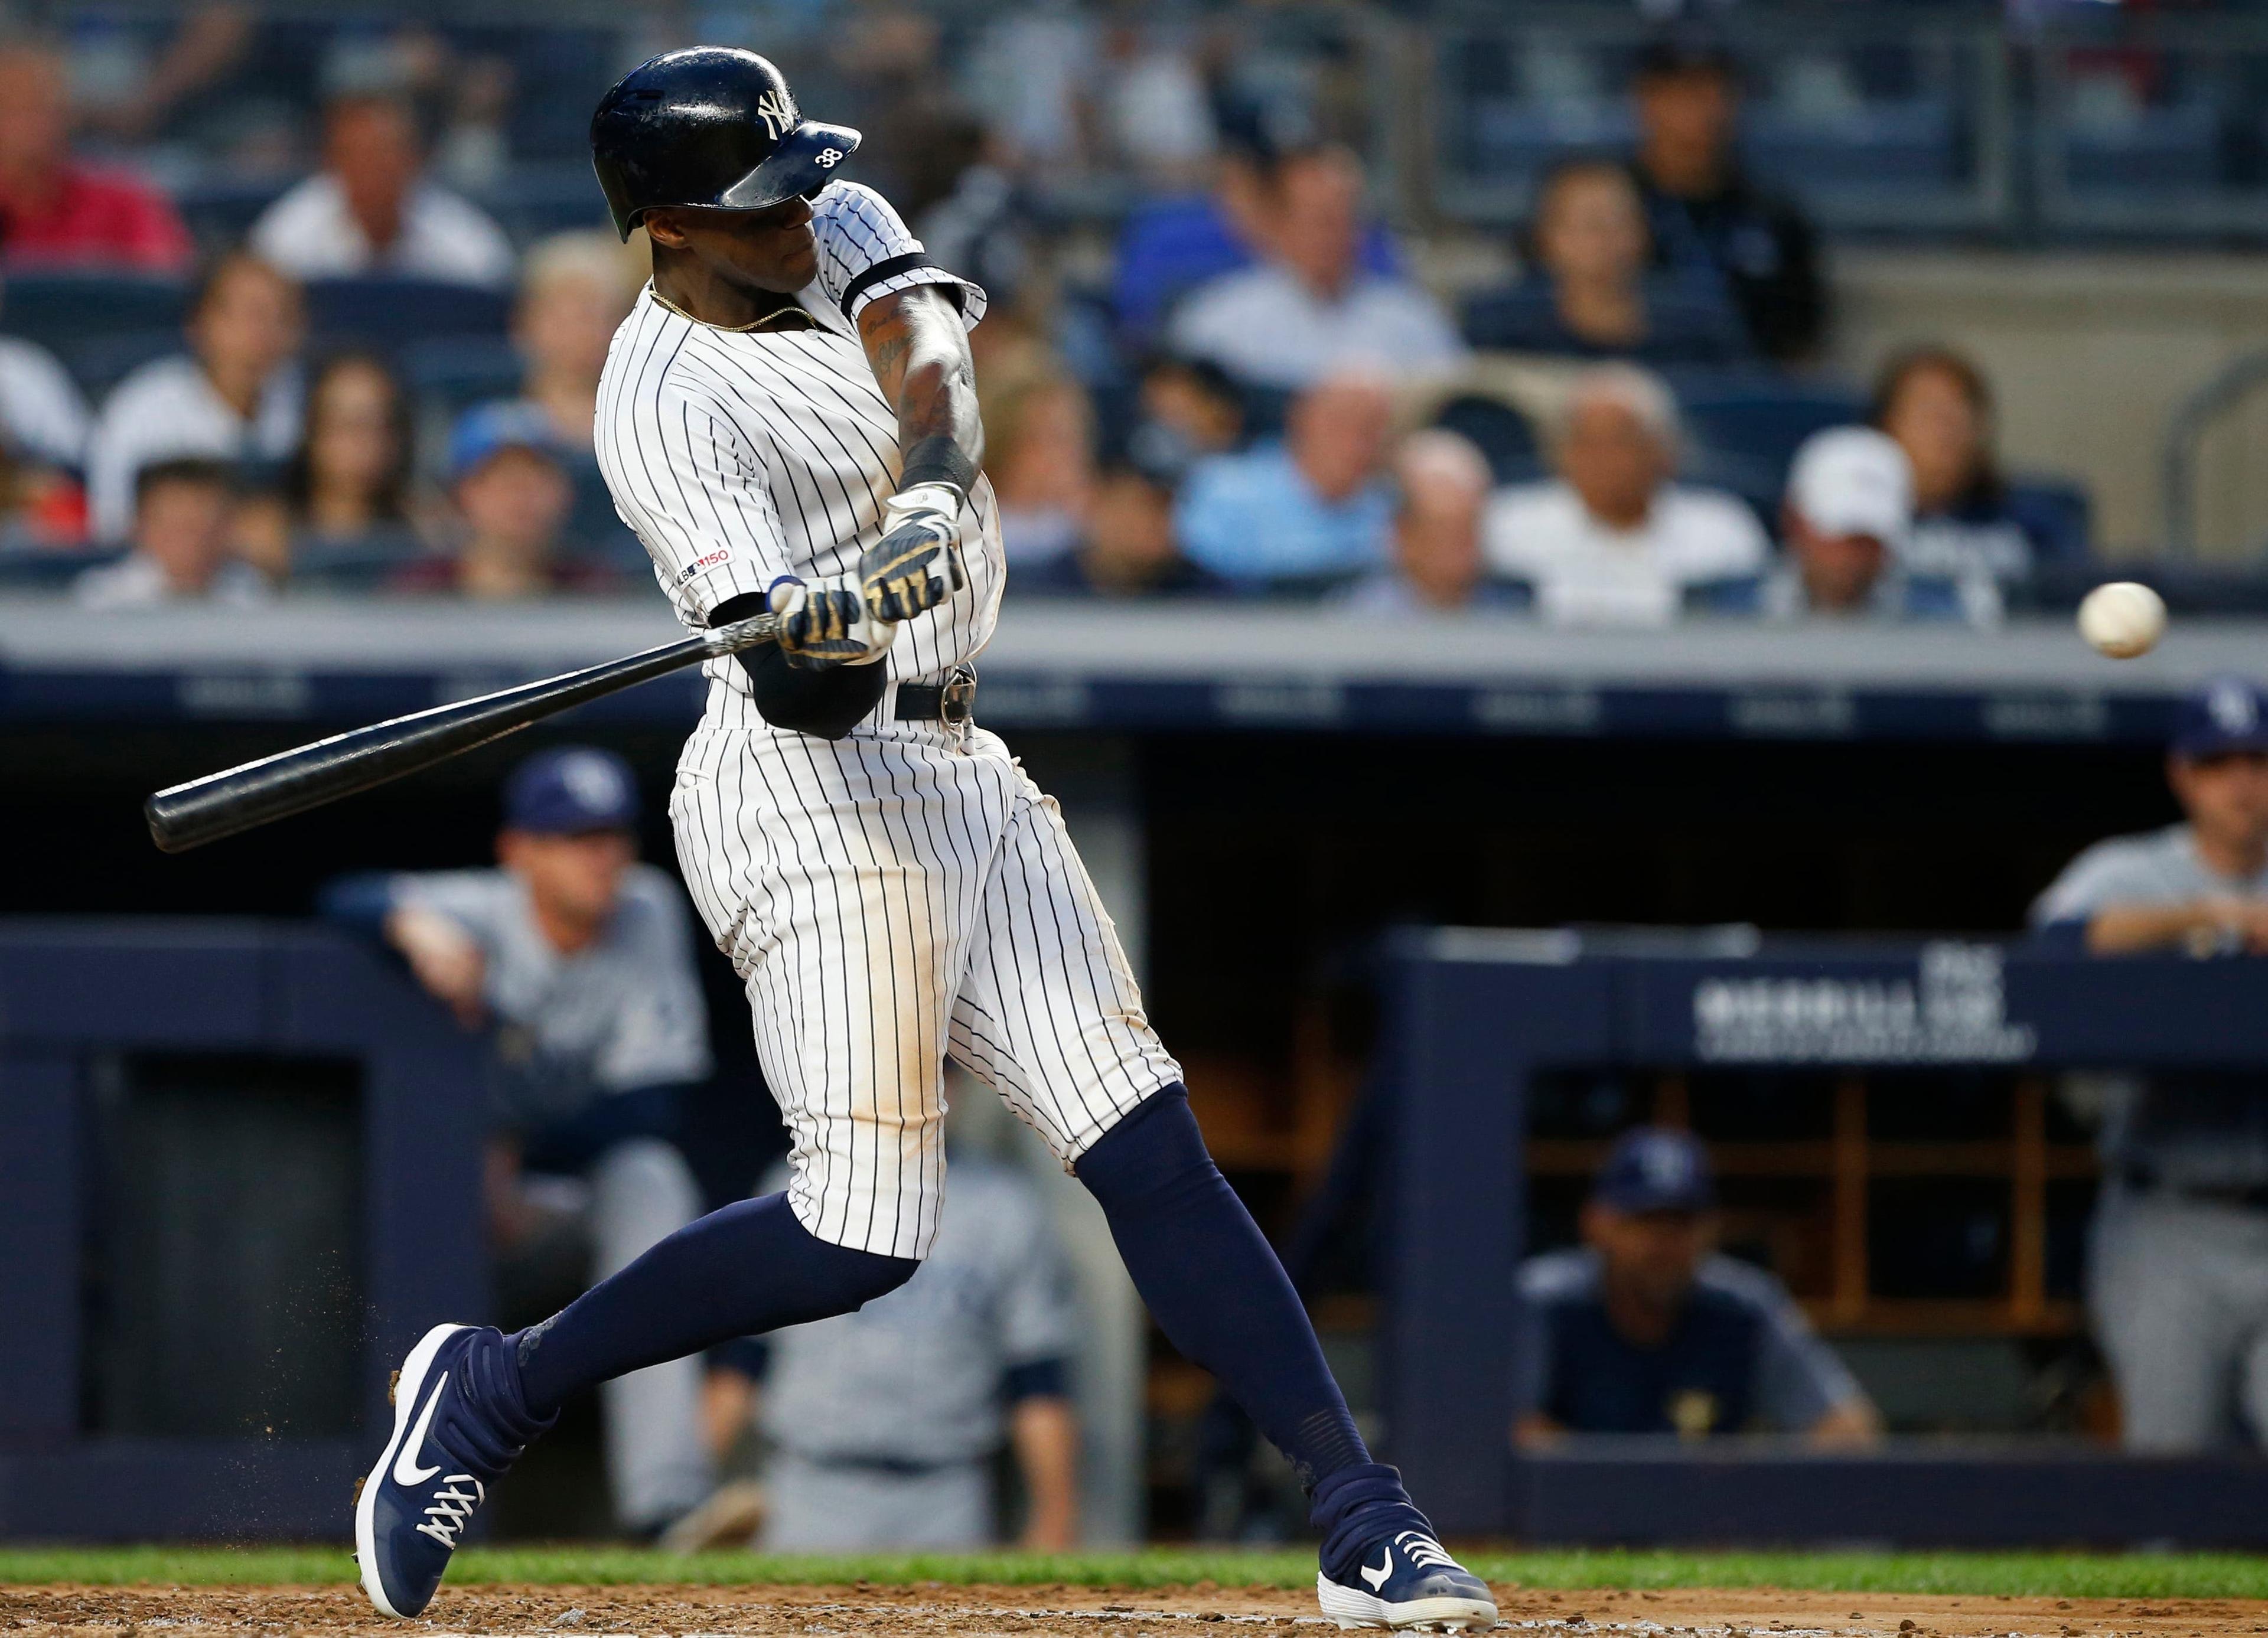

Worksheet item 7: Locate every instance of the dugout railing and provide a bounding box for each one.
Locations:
[1376,931,2268,1546]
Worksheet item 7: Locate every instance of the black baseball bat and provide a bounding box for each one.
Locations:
[144,612,779,854]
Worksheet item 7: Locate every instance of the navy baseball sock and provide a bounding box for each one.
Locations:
[510,1192,915,1414]
[1075,1084,1433,1575]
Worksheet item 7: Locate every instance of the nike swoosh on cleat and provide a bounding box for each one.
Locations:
[392,1372,448,1487]
[1358,1549,1392,1591]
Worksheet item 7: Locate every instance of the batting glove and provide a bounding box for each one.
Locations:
[860,482,966,623]
[768,574,897,669]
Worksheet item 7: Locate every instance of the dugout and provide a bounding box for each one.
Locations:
[1375,932,2268,1546]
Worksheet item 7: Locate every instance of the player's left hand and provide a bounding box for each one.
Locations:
[769,574,897,668]
[861,482,966,622]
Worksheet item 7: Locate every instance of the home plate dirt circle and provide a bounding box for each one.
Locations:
[7,1584,2268,1638]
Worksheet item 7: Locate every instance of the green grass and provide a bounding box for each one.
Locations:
[4,1547,2268,1600]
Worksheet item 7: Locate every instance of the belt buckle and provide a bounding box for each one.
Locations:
[939,665,977,725]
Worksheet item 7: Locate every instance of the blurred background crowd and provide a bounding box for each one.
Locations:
[0,0,2263,623]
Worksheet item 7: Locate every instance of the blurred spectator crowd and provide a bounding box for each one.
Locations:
[0,2,2120,624]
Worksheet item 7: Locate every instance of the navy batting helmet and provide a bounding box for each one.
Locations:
[589,48,862,242]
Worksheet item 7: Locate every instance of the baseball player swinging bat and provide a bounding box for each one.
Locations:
[223,43,1495,1634]
[142,611,780,853]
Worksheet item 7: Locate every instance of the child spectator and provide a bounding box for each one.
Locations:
[238,351,428,577]
[395,403,611,599]
[1013,456,1221,600]
[1763,426,2000,625]
[86,252,305,541]
[1875,346,2080,586]
[1168,144,1465,391]
[0,34,193,273]
[74,457,268,609]
[1342,430,1512,614]
[1461,157,1749,369]
[1485,363,1766,626]
[1175,368,1396,589]
[250,91,516,289]
[982,367,1096,565]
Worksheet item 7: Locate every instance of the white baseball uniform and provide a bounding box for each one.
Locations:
[597,180,1181,1261]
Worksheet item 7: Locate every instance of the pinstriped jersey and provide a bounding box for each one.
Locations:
[595,181,1001,699]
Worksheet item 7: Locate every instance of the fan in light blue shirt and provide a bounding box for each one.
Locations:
[1174,371,1394,589]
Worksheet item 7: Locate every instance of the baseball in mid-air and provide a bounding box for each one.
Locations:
[2077,580,2167,658]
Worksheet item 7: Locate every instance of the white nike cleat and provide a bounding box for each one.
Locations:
[1316,1529,1498,1631]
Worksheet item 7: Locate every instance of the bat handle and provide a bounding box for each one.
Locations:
[700,611,781,657]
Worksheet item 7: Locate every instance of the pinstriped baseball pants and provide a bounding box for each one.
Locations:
[670,697,1183,1260]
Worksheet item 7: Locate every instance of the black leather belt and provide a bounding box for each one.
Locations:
[894,665,977,725]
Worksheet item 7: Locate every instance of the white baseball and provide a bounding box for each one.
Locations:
[2077,580,2166,658]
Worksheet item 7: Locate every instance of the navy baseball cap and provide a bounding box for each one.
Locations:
[449,401,565,484]
[1594,1127,1716,1214]
[503,746,639,834]
[1635,22,1738,81]
[2172,676,2268,760]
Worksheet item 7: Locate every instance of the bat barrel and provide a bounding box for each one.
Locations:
[144,630,731,853]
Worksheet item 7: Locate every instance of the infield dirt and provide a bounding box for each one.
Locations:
[9,1583,2268,1638]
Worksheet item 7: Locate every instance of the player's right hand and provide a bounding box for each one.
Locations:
[386,905,487,1027]
[769,573,897,669]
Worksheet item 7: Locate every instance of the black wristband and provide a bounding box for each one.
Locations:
[840,252,943,319]
[899,435,977,501]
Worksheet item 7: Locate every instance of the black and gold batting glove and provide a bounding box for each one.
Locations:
[860,480,965,622]
[768,575,896,668]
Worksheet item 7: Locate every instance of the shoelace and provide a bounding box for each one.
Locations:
[413,1476,484,1548]
[1396,1531,1458,1572]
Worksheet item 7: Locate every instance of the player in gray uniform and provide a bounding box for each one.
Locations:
[2031,676,2268,1450]
[732,1148,1078,1549]
[324,746,716,1532]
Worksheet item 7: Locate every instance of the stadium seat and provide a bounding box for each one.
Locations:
[304,278,512,357]
[0,272,187,359]
[2061,103,2221,193]
[1673,374,1869,490]
[174,177,293,256]
[400,336,526,418]
[480,164,613,247]
[0,546,119,590]
[2003,477,2093,564]
[63,329,184,400]
[1744,100,1961,190]
[1431,393,1542,485]
[292,534,426,593]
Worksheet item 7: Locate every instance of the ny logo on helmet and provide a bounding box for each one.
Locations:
[754,90,796,142]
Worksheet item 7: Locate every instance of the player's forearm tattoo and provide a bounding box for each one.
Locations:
[858,286,985,473]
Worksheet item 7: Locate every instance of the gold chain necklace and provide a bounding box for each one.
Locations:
[649,286,814,334]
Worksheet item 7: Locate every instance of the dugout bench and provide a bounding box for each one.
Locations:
[0,921,484,1540]
[1376,932,2268,1545]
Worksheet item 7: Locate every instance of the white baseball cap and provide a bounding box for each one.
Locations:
[1787,426,1913,546]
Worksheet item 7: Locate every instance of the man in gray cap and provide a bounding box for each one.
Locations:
[321,745,716,1533]
[2032,676,2268,1449]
